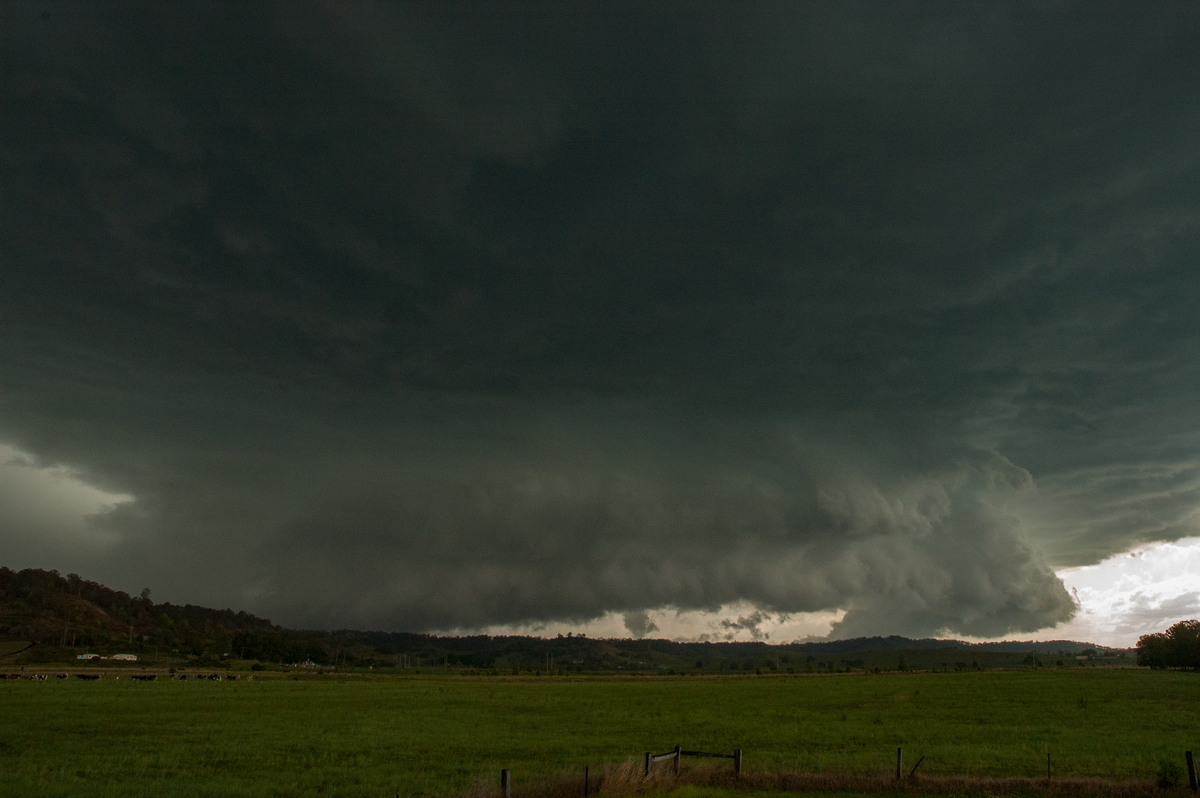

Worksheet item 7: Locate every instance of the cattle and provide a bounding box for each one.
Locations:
[75,673,101,680]
[131,674,157,681]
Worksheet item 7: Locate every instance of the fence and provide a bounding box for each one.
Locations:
[499,744,740,798]
[644,745,742,777]
[498,747,1198,798]
[893,747,1198,789]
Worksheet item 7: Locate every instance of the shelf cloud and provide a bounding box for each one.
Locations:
[2,2,1198,639]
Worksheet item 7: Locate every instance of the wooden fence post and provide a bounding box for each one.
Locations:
[673,745,681,775]
[1186,751,1197,792]
[584,764,589,797]
[734,748,742,777]
[896,748,902,781]
[644,752,652,776]
[501,769,511,798]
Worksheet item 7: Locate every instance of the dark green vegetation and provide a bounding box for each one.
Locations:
[1136,620,1200,670]
[2,669,1197,797]
[0,639,32,657]
[1,566,282,663]
[1,567,1128,673]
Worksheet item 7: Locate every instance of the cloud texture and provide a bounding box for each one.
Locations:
[2,2,1199,637]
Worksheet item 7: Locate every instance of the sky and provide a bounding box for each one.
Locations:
[3,2,1200,648]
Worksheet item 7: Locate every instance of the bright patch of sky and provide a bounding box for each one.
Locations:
[1027,537,1200,649]
[0,442,133,560]
[441,603,846,643]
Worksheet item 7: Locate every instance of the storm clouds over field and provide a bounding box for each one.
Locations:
[3,2,1200,640]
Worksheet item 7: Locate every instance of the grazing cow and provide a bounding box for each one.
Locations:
[76,673,101,680]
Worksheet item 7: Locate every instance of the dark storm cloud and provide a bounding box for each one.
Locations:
[2,1,1198,637]
[718,610,779,642]
[622,612,659,639]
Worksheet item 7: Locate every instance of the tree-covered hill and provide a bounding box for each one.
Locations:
[0,566,280,661]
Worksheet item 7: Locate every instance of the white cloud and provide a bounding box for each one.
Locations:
[1027,537,1200,647]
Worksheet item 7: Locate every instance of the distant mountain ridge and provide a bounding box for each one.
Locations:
[784,634,1111,655]
[0,567,1128,670]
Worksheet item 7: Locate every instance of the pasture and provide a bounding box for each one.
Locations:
[0,668,1196,797]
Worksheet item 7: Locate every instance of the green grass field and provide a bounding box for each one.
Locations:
[1,669,1196,797]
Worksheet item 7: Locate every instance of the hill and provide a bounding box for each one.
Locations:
[0,566,1130,671]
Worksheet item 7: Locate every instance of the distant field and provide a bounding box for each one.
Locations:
[1,669,1196,797]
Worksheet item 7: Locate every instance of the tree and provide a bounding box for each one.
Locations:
[1136,632,1171,668]
[1166,619,1200,668]
[1136,619,1200,669]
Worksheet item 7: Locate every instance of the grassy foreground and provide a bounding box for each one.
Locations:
[1,669,1196,797]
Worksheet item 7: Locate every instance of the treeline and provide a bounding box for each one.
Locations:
[1,567,1129,671]
[1135,619,1200,669]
